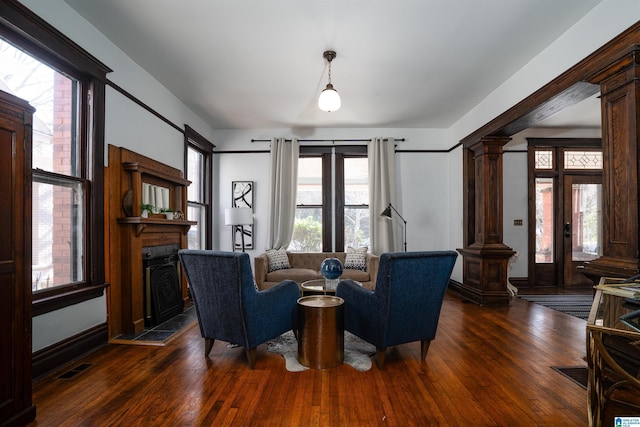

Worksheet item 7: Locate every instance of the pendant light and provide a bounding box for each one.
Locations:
[318,50,341,112]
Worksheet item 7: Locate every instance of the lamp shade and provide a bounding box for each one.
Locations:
[225,207,253,226]
[380,205,393,219]
[318,84,341,112]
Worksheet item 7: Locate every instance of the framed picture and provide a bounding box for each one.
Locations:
[232,181,253,250]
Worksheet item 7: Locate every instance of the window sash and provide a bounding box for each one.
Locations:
[290,147,368,252]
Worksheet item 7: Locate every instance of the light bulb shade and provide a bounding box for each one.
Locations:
[380,205,393,219]
[318,83,341,112]
[225,207,253,226]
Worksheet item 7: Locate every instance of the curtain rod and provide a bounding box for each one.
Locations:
[251,138,404,143]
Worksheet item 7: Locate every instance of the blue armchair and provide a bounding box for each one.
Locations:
[336,251,458,369]
[178,250,300,369]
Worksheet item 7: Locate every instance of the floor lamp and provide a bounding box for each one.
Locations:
[380,203,407,252]
[225,207,253,252]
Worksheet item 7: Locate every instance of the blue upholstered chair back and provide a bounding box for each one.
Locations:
[376,251,457,347]
[339,251,457,349]
[178,250,299,350]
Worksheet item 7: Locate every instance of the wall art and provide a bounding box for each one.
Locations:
[232,181,253,250]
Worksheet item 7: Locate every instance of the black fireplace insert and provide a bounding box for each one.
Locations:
[142,244,183,326]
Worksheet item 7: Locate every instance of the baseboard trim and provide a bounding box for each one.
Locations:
[32,323,108,380]
[508,277,529,288]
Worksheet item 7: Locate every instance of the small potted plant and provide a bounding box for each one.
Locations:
[140,203,154,218]
[161,208,175,220]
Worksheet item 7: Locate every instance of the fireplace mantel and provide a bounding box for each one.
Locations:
[106,145,196,337]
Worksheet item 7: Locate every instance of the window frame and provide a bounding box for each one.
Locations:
[184,125,214,250]
[1,0,111,314]
[295,145,367,252]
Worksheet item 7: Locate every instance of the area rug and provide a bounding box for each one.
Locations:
[518,294,593,320]
[266,330,376,372]
[551,366,588,389]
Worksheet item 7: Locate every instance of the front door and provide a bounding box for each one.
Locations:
[563,175,602,287]
[529,139,603,288]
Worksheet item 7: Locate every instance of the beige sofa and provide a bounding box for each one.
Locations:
[254,251,379,291]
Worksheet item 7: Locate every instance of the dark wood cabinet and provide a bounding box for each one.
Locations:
[0,91,36,425]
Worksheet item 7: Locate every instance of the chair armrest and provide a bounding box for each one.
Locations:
[254,254,269,289]
[337,279,374,299]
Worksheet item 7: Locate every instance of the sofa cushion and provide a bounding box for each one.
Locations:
[266,268,322,284]
[340,268,370,283]
[266,248,291,272]
[345,246,368,271]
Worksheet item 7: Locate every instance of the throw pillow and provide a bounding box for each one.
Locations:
[344,246,368,271]
[266,248,291,272]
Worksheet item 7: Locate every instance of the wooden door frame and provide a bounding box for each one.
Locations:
[526,138,602,288]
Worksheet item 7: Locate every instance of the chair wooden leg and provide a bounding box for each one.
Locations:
[420,340,431,360]
[204,338,214,357]
[246,348,257,370]
[376,347,386,369]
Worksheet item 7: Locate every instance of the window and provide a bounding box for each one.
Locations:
[289,146,368,252]
[0,44,84,292]
[1,0,110,311]
[184,125,213,249]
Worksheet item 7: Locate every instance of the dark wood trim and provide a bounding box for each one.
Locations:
[184,125,215,250]
[32,323,108,380]
[0,0,112,80]
[33,284,107,317]
[335,153,345,251]
[106,79,182,133]
[526,137,602,148]
[215,150,271,154]
[321,153,332,251]
[508,277,529,289]
[461,21,640,145]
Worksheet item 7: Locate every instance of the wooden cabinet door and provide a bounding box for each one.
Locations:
[0,91,35,426]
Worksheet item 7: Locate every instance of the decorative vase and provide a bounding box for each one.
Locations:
[321,258,343,280]
[320,258,343,291]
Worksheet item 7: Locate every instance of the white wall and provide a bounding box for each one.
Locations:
[20,0,216,351]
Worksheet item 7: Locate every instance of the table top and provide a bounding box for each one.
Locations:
[589,280,640,337]
[297,295,344,308]
[300,278,362,294]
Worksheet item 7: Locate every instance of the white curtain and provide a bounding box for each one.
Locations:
[368,137,396,254]
[267,137,299,249]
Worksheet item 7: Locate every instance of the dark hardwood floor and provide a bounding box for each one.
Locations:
[29,291,592,426]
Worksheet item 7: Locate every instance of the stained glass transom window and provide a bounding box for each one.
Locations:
[564,151,602,170]
[535,150,553,169]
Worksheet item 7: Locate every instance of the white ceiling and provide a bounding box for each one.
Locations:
[62,0,602,130]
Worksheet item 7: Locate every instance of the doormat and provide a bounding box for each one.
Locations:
[518,294,593,320]
[110,304,197,346]
[551,366,588,389]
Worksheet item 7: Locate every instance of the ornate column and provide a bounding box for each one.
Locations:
[455,136,515,306]
[581,46,640,280]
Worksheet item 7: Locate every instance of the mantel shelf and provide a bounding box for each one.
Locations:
[117,217,197,225]
[116,217,196,237]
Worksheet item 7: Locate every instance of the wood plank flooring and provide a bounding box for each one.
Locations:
[28,292,590,426]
